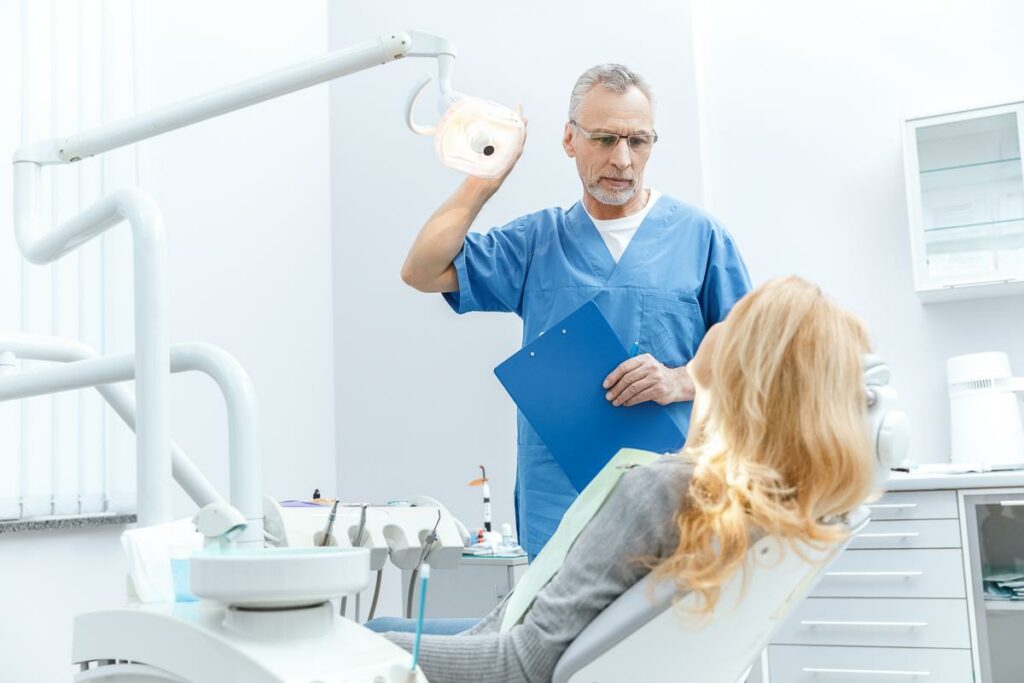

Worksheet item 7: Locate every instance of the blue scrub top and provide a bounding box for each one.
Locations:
[444,194,751,558]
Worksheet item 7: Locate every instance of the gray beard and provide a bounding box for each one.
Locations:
[585,181,637,206]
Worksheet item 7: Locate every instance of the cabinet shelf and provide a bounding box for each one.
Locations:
[920,156,1021,174]
[920,156,1022,192]
[925,217,1024,233]
[985,600,1024,612]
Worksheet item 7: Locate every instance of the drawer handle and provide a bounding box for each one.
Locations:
[825,571,923,578]
[866,503,918,510]
[800,620,928,628]
[858,532,920,539]
[1000,500,1024,507]
[803,667,930,677]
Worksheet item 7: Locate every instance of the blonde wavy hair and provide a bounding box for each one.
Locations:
[653,276,876,612]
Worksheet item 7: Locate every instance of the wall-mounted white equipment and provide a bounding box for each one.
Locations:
[948,352,1024,466]
[903,101,1024,302]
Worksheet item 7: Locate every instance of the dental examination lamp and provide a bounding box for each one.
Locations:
[407,72,525,178]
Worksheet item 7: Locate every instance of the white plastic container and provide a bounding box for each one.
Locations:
[947,352,1024,465]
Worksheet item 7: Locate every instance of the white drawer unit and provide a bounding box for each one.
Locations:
[866,490,958,520]
[768,645,974,683]
[812,548,966,599]
[774,597,971,649]
[760,484,1024,683]
[848,518,962,550]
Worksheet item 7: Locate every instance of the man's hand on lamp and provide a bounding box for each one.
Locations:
[468,104,528,198]
[602,354,695,407]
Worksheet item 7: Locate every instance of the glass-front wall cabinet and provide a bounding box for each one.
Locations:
[962,490,1024,683]
[904,102,1024,302]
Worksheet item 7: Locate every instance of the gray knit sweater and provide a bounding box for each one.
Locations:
[385,455,693,683]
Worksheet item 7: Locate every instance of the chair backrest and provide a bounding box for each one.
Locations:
[552,505,870,683]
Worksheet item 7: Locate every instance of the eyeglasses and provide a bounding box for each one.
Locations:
[569,120,658,152]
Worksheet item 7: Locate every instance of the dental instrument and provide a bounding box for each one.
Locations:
[339,504,369,618]
[320,500,341,547]
[355,503,369,546]
[406,510,443,618]
[408,563,432,683]
[367,569,385,622]
[468,465,492,533]
[353,505,371,619]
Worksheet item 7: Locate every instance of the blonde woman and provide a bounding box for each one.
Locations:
[372,276,879,682]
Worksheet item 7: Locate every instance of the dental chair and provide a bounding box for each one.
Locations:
[553,355,905,683]
[552,506,871,683]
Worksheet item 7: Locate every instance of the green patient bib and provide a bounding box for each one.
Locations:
[500,448,662,632]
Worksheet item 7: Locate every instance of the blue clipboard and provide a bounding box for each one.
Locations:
[494,301,686,492]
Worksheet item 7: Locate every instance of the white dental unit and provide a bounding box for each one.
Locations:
[2,30,522,683]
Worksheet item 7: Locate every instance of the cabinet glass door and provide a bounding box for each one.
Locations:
[915,110,1024,285]
[962,491,1024,682]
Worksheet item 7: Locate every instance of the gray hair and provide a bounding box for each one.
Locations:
[568,64,654,120]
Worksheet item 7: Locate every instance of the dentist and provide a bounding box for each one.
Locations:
[400,64,751,558]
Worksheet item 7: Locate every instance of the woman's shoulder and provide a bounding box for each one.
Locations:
[614,454,694,510]
[623,452,694,482]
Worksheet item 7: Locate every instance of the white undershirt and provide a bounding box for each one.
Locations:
[584,188,662,263]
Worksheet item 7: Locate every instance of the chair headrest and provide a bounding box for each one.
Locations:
[844,504,871,534]
[864,354,910,483]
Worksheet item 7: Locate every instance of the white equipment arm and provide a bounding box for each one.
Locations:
[0,342,264,547]
[9,31,458,529]
[0,333,223,510]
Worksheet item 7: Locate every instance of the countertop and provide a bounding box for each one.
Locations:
[886,469,1024,491]
[0,512,136,534]
[2,470,1023,533]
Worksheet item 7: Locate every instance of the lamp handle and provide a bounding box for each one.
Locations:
[406,74,438,136]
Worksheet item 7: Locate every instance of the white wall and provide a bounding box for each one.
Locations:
[132,0,336,512]
[0,527,127,683]
[328,0,703,543]
[692,0,1024,463]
